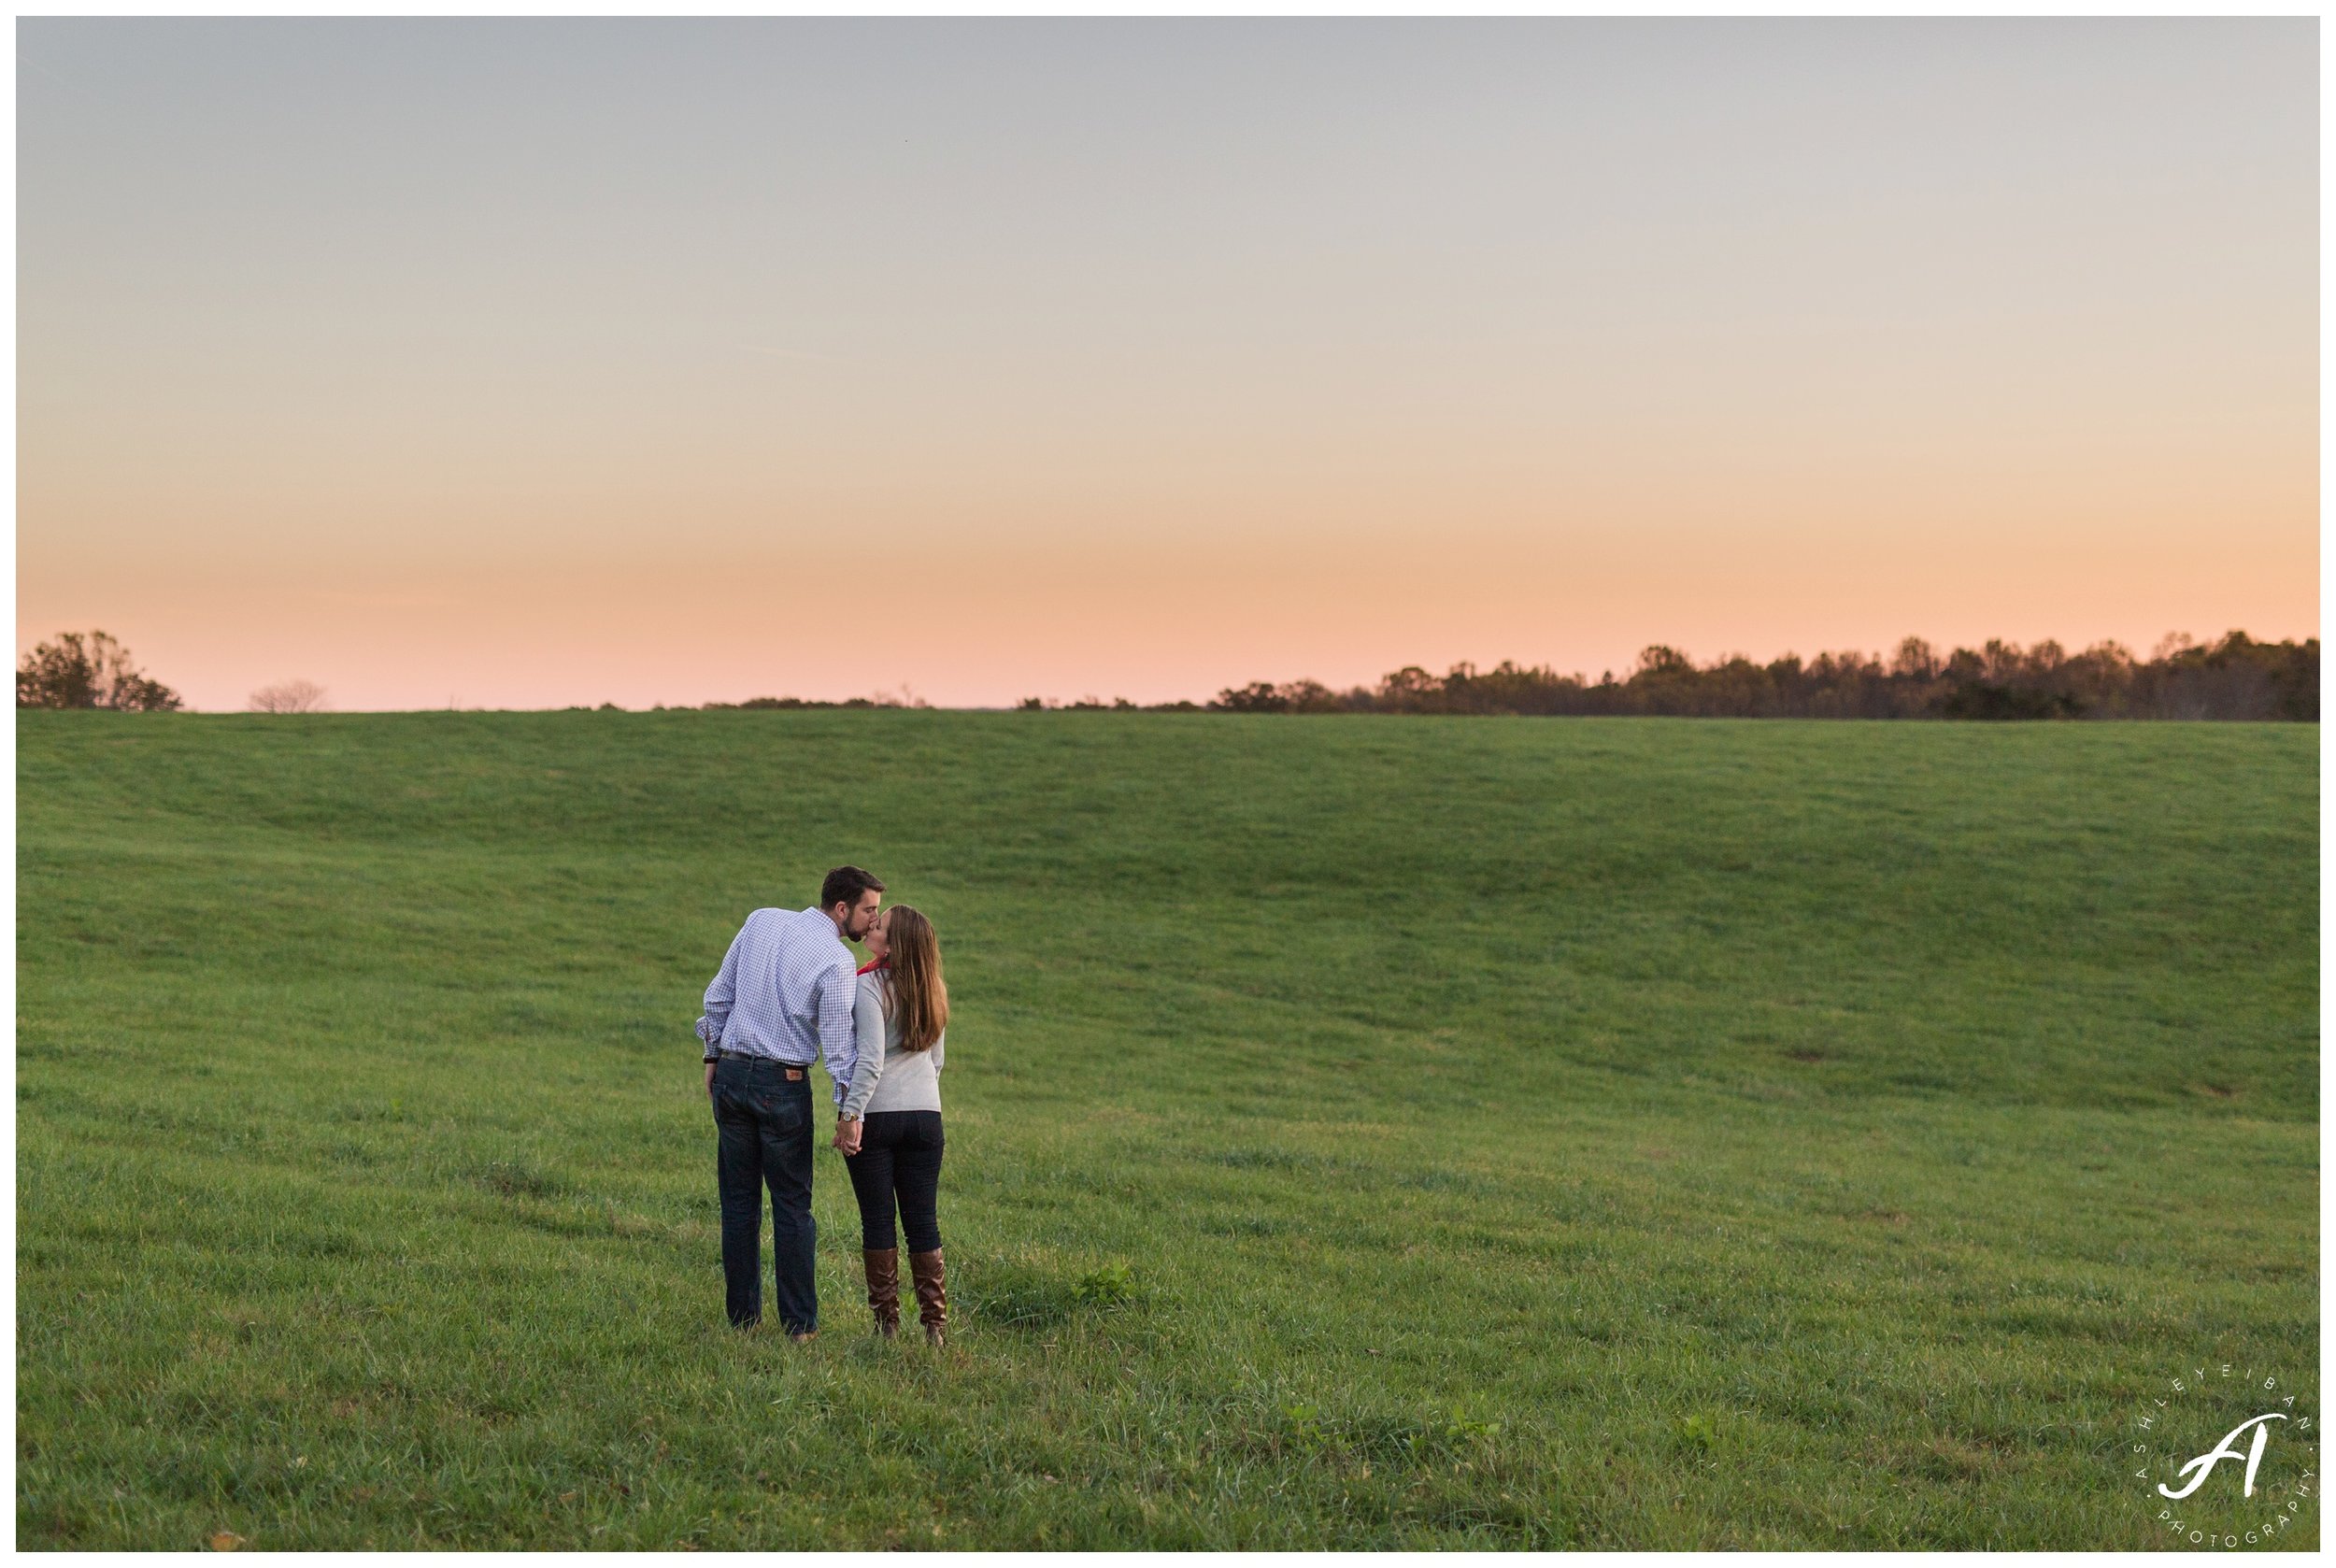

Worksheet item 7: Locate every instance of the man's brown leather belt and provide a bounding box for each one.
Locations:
[719,1051,808,1079]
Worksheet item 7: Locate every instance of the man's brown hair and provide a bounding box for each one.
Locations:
[819,865,884,911]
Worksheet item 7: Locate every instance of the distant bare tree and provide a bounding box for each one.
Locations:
[249,679,329,714]
[17,630,182,710]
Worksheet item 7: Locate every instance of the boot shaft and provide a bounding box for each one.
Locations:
[862,1247,901,1337]
[907,1247,947,1346]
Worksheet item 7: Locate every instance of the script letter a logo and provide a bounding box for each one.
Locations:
[2157,1414,2287,1500]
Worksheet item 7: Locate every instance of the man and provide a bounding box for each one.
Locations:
[697,865,884,1338]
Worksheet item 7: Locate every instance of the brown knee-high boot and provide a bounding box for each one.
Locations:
[907,1248,947,1347]
[862,1248,901,1338]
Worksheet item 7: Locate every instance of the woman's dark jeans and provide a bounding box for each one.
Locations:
[712,1056,818,1333]
[843,1110,945,1253]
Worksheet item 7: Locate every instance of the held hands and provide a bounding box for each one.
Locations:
[833,1117,863,1157]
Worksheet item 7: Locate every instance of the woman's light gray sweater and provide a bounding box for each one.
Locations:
[840,969,945,1118]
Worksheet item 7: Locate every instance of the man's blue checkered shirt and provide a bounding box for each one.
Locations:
[696,906,861,1108]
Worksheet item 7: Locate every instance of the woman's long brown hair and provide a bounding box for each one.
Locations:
[880,905,947,1052]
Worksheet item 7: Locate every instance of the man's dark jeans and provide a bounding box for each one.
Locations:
[712,1055,817,1333]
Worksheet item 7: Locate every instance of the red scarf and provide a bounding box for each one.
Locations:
[856,957,889,976]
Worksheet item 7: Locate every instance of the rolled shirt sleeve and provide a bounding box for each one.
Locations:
[814,958,860,1109]
[695,926,744,1057]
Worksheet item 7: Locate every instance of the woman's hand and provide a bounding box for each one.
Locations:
[833,1117,862,1156]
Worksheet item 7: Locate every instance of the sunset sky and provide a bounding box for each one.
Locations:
[17,19,2318,711]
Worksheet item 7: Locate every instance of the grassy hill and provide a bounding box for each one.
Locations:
[16,710,2318,1547]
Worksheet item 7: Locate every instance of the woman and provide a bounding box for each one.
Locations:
[836,905,949,1345]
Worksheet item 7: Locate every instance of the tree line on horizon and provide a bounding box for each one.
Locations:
[1209,632,2319,721]
[18,626,2320,720]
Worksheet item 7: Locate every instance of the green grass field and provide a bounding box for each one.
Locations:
[16,710,2319,1548]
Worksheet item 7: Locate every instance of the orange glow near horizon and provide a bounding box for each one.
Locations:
[17,20,2317,710]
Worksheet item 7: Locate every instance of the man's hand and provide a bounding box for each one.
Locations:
[833,1118,862,1156]
[705,1060,718,1100]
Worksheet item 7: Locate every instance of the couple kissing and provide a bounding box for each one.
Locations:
[696,865,950,1345]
